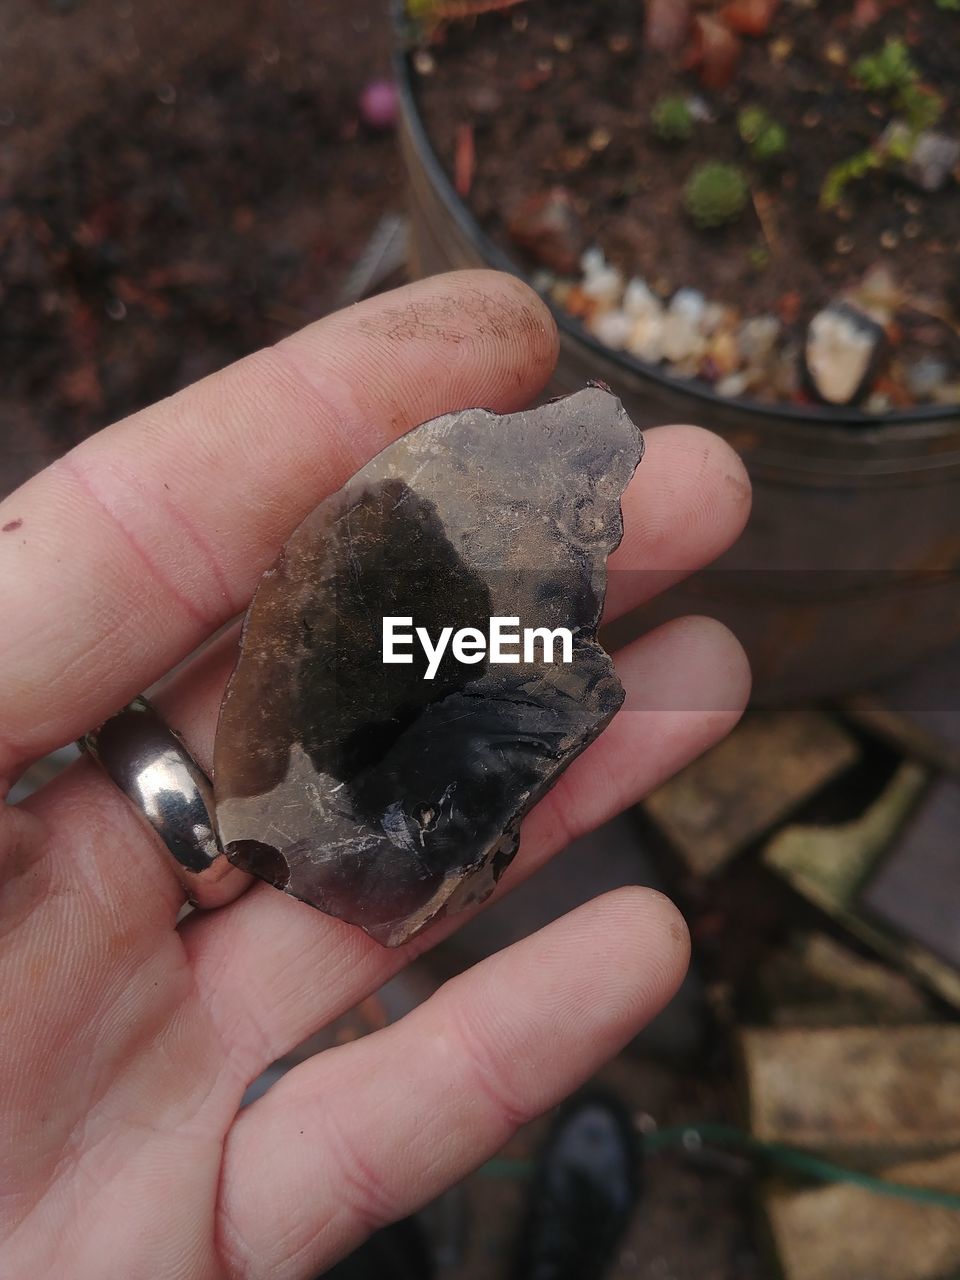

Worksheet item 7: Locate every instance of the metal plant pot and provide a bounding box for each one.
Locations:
[394,38,960,702]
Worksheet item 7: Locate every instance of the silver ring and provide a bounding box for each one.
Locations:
[80,697,251,910]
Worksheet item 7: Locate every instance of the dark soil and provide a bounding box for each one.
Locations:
[411,0,960,404]
[0,0,403,497]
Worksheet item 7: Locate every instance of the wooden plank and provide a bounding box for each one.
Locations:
[765,1150,960,1280]
[761,932,932,1027]
[743,1025,960,1162]
[643,708,858,875]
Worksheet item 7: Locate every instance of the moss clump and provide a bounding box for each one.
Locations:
[683,162,750,229]
[651,95,694,144]
[738,106,788,162]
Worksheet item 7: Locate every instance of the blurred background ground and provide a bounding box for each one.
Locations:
[0,0,401,496]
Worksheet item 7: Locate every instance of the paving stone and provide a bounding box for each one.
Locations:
[861,777,960,971]
[643,708,859,875]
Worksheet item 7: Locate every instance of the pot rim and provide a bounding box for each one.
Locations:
[393,33,960,442]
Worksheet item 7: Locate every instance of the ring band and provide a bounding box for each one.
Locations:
[80,697,251,910]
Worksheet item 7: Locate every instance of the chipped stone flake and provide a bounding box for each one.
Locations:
[213,388,642,946]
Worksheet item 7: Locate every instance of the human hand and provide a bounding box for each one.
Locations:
[0,271,751,1279]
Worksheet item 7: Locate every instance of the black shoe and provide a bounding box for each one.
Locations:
[509,1091,641,1280]
[321,1215,435,1280]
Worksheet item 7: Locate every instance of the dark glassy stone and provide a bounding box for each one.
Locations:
[213,386,643,945]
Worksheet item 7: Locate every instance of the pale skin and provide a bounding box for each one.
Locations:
[0,271,752,1280]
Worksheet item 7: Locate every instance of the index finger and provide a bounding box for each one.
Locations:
[0,270,558,781]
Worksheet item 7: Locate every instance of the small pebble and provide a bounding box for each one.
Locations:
[864,391,892,414]
[716,371,750,398]
[738,315,781,364]
[670,288,707,323]
[904,355,950,400]
[701,302,730,338]
[854,264,902,317]
[553,33,573,53]
[588,308,633,350]
[413,50,435,75]
[687,96,715,123]
[623,277,663,321]
[582,265,625,307]
[663,290,708,363]
[707,329,740,376]
[359,79,399,130]
[550,280,573,307]
[907,131,960,194]
[580,246,606,277]
[805,301,886,405]
[627,314,665,363]
[880,230,899,250]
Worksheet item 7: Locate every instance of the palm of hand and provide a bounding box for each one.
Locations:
[0,272,750,1280]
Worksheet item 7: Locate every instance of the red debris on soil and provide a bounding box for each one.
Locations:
[644,0,692,55]
[685,14,742,90]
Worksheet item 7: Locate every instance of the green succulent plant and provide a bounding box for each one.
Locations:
[820,147,882,209]
[899,81,945,132]
[852,37,918,93]
[683,162,750,229]
[821,38,944,209]
[737,106,788,162]
[651,95,694,143]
